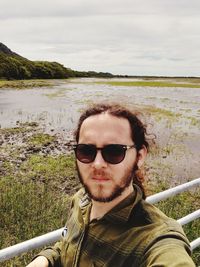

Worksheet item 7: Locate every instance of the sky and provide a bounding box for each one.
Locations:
[1,0,200,76]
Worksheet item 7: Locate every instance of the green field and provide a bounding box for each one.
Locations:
[0,120,199,266]
[0,79,199,266]
[96,79,200,88]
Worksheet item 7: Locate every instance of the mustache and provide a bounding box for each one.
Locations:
[75,161,111,177]
[92,169,111,178]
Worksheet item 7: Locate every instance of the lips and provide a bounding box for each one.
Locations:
[91,171,111,182]
[92,177,110,182]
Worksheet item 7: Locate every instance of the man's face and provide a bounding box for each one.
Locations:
[76,113,139,202]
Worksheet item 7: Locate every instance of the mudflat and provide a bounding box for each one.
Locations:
[0,78,200,184]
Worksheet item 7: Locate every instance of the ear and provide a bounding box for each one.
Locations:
[137,145,147,168]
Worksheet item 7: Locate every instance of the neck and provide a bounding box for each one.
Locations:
[90,184,134,221]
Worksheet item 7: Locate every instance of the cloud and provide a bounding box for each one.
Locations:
[1,0,200,18]
[1,0,200,76]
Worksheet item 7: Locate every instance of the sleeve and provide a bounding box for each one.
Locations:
[34,240,63,267]
[140,238,196,267]
[31,191,83,266]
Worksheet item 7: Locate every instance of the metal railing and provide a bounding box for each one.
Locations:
[190,237,200,251]
[146,177,200,204]
[0,177,200,263]
[177,209,200,226]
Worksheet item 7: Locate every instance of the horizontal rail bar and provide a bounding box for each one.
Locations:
[190,237,200,251]
[0,177,200,262]
[146,177,200,204]
[177,209,200,226]
[0,228,64,263]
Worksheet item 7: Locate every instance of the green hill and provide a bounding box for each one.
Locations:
[0,43,113,80]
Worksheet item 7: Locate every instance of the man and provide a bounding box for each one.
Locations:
[27,103,195,267]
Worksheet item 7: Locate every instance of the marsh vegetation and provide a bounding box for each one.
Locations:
[0,78,199,265]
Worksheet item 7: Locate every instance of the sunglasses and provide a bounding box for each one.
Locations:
[73,144,136,164]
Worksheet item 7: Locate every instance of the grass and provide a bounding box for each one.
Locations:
[144,106,180,117]
[1,77,200,90]
[27,133,56,147]
[0,79,56,89]
[0,153,80,267]
[0,123,36,135]
[187,116,200,127]
[1,156,199,266]
[0,176,70,266]
[153,184,200,265]
[141,106,181,125]
[146,150,200,265]
[43,88,68,99]
[146,130,199,265]
[20,154,78,189]
[96,80,200,88]
[0,120,199,266]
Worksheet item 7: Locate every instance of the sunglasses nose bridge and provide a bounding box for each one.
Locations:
[92,148,107,167]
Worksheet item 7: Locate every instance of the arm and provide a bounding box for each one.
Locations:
[26,194,76,267]
[26,240,62,267]
[26,256,49,267]
[141,238,196,267]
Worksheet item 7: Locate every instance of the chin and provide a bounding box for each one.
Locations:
[86,185,126,203]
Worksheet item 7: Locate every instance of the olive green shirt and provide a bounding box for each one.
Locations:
[38,185,195,266]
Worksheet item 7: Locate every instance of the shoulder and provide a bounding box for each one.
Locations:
[135,199,189,240]
[69,188,91,213]
[130,199,194,265]
[132,197,184,232]
[71,187,85,201]
[130,184,180,229]
[140,237,195,266]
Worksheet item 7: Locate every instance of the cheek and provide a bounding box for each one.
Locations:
[77,161,90,175]
[118,159,136,175]
[77,161,84,172]
[111,164,127,178]
[126,153,138,168]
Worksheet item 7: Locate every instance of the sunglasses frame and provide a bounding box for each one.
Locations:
[73,143,136,164]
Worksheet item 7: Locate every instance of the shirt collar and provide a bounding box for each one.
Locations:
[78,184,141,224]
[101,184,143,224]
[78,184,143,224]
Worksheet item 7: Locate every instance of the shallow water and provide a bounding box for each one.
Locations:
[0,78,200,132]
[0,78,200,181]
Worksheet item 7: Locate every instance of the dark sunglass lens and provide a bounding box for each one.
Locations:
[76,144,96,163]
[103,145,125,164]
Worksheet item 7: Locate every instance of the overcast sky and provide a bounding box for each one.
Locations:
[1,0,200,76]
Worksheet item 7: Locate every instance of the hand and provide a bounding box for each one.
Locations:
[26,256,49,267]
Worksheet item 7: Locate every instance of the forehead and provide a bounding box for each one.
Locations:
[79,113,132,144]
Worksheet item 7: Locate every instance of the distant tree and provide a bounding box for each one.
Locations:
[0,43,114,80]
[33,62,52,79]
[18,66,32,79]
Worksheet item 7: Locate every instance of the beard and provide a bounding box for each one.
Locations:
[76,162,138,203]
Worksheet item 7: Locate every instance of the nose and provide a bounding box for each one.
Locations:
[92,150,107,169]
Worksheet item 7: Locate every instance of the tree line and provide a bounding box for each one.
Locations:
[0,43,114,80]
